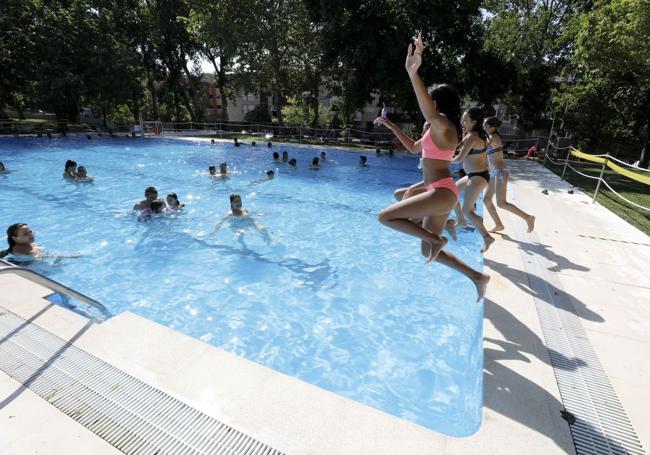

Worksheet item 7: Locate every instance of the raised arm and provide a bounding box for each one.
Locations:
[405,33,449,135]
[373,117,422,153]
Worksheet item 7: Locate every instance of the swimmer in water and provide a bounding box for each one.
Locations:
[310,157,320,169]
[213,194,271,243]
[0,161,13,173]
[76,165,94,182]
[273,151,280,161]
[282,151,289,162]
[166,192,184,210]
[133,186,166,211]
[63,160,77,179]
[288,158,297,167]
[359,155,367,167]
[0,223,81,260]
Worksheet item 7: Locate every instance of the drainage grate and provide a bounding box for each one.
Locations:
[0,307,284,455]
[510,210,645,454]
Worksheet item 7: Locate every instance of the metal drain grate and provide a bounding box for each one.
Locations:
[0,307,284,455]
[509,205,645,453]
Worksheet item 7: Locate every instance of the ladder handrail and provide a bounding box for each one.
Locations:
[0,259,110,321]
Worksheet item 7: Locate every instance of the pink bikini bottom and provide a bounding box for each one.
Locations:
[425,177,459,201]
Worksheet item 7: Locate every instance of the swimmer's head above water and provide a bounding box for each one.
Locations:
[144,186,158,202]
[229,193,243,212]
[219,161,228,174]
[208,166,217,176]
[0,223,33,258]
[266,169,275,178]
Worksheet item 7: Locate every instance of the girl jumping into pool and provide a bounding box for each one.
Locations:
[377,32,489,300]
[482,117,535,233]
[452,107,495,253]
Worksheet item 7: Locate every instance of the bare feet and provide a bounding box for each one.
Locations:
[489,224,505,233]
[424,234,448,263]
[481,234,495,253]
[457,219,469,229]
[473,273,491,302]
[526,215,536,233]
[445,219,458,241]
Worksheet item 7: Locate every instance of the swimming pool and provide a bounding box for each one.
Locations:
[0,136,484,436]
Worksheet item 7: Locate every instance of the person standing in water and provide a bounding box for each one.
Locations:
[482,117,535,233]
[376,32,489,300]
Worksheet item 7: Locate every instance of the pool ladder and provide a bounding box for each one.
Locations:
[0,258,110,321]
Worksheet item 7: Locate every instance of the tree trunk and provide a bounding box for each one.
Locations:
[13,99,26,120]
[210,57,229,122]
[147,70,159,120]
[639,119,650,169]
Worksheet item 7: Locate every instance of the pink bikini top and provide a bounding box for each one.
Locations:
[421,128,455,161]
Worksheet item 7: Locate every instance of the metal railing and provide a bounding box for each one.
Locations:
[544,145,650,211]
[142,120,398,148]
[0,259,110,321]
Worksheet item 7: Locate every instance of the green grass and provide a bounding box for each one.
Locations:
[543,159,650,236]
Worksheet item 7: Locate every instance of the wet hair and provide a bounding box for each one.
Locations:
[267,142,272,148]
[150,200,164,213]
[375,148,380,154]
[229,193,241,203]
[234,137,239,143]
[360,155,367,164]
[428,84,462,139]
[273,151,279,159]
[211,139,215,143]
[320,151,326,158]
[167,192,180,205]
[65,160,77,171]
[0,161,5,171]
[312,157,320,166]
[266,169,275,177]
[388,149,394,156]
[77,166,87,176]
[208,165,216,174]
[282,151,288,157]
[288,158,297,166]
[1,223,28,258]
[220,161,227,168]
[251,141,256,146]
[465,107,488,141]
[145,186,157,196]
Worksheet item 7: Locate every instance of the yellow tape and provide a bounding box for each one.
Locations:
[570,149,607,164]
[606,161,650,186]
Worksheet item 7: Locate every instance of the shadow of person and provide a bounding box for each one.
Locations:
[484,258,604,323]
[485,298,586,371]
[495,234,590,273]
[483,297,627,454]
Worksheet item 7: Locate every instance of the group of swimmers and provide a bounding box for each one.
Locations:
[63,160,94,181]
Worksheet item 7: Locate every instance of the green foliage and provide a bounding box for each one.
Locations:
[244,105,272,123]
[557,0,650,163]
[281,97,332,127]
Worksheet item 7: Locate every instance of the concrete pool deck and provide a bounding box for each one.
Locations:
[1,156,648,454]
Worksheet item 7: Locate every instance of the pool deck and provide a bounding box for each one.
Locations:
[1,154,648,454]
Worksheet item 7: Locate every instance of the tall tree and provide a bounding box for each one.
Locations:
[483,0,582,130]
[558,0,650,166]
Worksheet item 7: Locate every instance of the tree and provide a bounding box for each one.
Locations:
[558,0,650,166]
[189,0,243,121]
[306,0,507,125]
[483,0,583,130]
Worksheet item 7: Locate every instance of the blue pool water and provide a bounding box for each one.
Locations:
[0,137,484,436]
